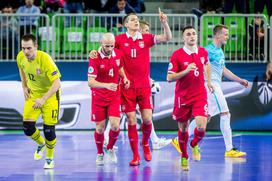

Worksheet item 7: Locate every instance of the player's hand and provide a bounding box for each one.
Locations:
[158,7,168,24]
[33,98,45,109]
[240,79,249,88]
[89,50,98,59]
[207,82,215,93]
[123,77,130,89]
[186,63,196,73]
[107,83,118,91]
[23,86,31,100]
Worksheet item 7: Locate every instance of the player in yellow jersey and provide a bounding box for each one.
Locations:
[16,34,61,169]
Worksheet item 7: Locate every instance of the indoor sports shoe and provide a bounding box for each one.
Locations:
[44,159,54,169]
[171,138,182,154]
[142,144,152,161]
[225,148,247,157]
[96,154,104,165]
[129,155,140,166]
[34,144,45,160]
[191,145,201,161]
[152,138,172,150]
[181,157,189,171]
[108,149,118,163]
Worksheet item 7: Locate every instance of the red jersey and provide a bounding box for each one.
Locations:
[168,46,208,104]
[115,32,155,88]
[88,48,123,101]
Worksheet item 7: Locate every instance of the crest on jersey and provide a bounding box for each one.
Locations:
[124,43,129,47]
[168,63,173,70]
[200,57,205,64]
[36,69,41,75]
[139,41,144,48]
[100,65,105,69]
[88,66,94,73]
[184,62,189,66]
[116,59,120,66]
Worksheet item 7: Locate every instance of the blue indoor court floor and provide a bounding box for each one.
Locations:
[0,131,271,181]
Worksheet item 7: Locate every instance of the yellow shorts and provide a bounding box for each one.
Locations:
[23,91,60,126]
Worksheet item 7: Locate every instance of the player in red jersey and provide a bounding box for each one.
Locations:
[117,12,172,166]
[88,33,130,165]
[90,10,172,166]
[167,26,213,171]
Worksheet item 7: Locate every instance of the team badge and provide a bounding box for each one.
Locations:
[168,63,173,70]
[88,66,94,73]
[200,57,205,64]
[116,59,120,66]
[124,43,129,47]
[139,41,144,48]
[184,62,189,66]
[36,68,41,75]
[51,70,58,76]
[100,65,105,69]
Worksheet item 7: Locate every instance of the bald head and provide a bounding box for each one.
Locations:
[101,33,115,43]
[101,33,115,56]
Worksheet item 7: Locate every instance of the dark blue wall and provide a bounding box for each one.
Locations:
[0,62,267,81]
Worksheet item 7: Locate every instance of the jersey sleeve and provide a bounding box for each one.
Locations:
[16,51,24,69]
[145,33,156,48]
[88,57,98,78]
[118,50,124,68]
[43,53,61,82]
[115,35,121,49]
[168,51,179,74]
[203,48,209,65]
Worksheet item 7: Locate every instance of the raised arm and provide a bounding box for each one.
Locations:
[155,10,172,43]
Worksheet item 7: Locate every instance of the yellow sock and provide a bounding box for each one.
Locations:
[45,138,57,159]
[30,128,45,145]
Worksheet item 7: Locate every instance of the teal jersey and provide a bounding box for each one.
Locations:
[205,43,225,84]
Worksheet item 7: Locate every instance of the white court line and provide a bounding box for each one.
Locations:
[203,134,242,140]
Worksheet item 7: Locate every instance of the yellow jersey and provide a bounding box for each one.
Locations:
[17,50,61,94]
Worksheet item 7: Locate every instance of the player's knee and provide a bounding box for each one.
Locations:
[111,125,119,131]
[43,124,56,141]
[96,127,104,134]
[23,122,36,136]
[126,115,136,124]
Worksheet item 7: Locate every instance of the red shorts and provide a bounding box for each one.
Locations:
[173,98,208,122]
[121,87,153,113]
[91,95,121,122]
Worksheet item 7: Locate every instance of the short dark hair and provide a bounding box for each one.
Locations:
[21,34,37,43]
[123,13,137,25]
[213,24,228,35]
[182,26,196,35]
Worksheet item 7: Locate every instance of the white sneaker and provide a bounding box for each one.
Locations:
[107,149,117,163]
[96,154,104,165]
[103,140,118,150]
[44,159,54,169]
[152,138,172,150]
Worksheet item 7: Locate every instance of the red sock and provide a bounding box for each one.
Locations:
[178,129,189,159]
[94,131,104,154]
[128,124,139,156]
[190,128,205,148]
[141,122,152,145]
[106,128,120,150]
